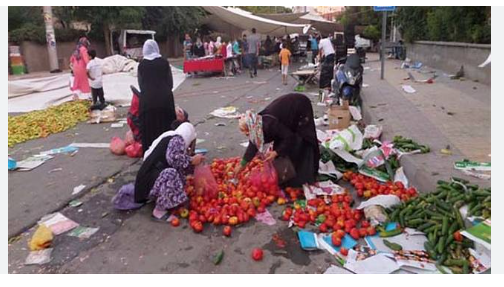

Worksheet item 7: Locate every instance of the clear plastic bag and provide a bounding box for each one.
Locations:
[194,164,219,201]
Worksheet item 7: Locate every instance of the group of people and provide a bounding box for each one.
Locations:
[111,38,321,220]
[69,36,106,109]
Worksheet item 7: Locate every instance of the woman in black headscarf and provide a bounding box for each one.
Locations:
[138,40,177,153]
[235,93,320,187]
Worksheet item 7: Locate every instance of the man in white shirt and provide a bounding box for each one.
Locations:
[86,50,105,108]
[318,35,336,90]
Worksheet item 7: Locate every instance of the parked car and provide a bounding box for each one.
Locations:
[110,29,156,61]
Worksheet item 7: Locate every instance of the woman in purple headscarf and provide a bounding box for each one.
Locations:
[70,37,91,98]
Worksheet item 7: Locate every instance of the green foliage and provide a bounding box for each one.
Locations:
[336,6,380,26]
[8,6,43,31]
[72,6,145,30]
[362,25,381,41]
[396,6,490,44]
[142,6,206,42]
[238,6,292,14]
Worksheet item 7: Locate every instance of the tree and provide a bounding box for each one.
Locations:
[142,6,206,42]
[362,25,380,41]
[72,7,145,55]
[8,6,43,32]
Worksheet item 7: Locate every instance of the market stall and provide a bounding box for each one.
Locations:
[183,56,225,75]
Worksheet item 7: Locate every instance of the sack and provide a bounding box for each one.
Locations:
[250,161,280,195]
[125,142,143,158]
[110,136,126,155]
[272,157,296,185]
[29,224,53,251]
[194,164,219,201]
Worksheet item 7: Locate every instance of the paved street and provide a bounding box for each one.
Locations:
[8,54,491,273]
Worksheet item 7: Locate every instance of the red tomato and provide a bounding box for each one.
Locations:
[359,228,368,238]
[251,248,264,261]
[454,231,463,242]
[319,223,328,233]
[367,226,376,236]
[350,228,360,240]
[331,235,342,246]
[340,247,349,256]
[192,221,203,233]
[335,230,346,239]
[171,218,180,227]
[361,220,370,228]
[223,225,232,237]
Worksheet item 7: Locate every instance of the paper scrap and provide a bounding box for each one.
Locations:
[40,145,79,156]
[110,123,124,128]
[16,155,53,171]
[318,160,343,179]
[67,226,99,239]
[365,232,427,253]
[38,212,79,235]
[394,250,436,271]
[72,184,86,195]
[344,250,400,274]
[25,248,53,265]
[349,106,362,121]
[240,141,249,147]
[210,106,241,119]
[362,84,369,88]
[69,200,82,207]
[70,143,110,148]
[215,122,226,126]
[394,167,409,188]
[357,195,401,210]
[402,85,416,94]
[196,139,205,145]
[255,209,276,226]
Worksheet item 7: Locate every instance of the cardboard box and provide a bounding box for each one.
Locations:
[327,105,351,130]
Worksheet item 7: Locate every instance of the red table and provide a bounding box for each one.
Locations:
[183,57,225,74]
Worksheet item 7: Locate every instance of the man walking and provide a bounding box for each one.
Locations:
[246,28,261,78]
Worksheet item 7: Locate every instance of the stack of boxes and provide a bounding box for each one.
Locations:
[9,46,25,75]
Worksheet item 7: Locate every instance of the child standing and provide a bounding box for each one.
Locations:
[86,50,105,109]
[279,41,292,85]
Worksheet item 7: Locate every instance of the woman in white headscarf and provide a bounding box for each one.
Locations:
[134,122,204,219]
[138,39,177,154]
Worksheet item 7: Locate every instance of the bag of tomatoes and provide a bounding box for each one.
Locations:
[194,164,219,200]
[249,161,279,196]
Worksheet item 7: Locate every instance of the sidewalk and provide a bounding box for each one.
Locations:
[361,53,490,192]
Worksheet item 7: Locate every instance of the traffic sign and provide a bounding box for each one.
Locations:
[373,6,396,12]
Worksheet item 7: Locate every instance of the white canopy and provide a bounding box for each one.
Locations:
[203,7,310,37]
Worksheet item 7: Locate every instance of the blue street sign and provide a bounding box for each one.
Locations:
[373,6,396,12]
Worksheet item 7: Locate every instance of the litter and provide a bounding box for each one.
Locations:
[357,195,401,210]
[349,106,362,121]
[253,81,267,84]
[462,170,490,180]
[255,209,276,226]
[323,125,363,152]
[72,184,86,195]
[454,159,490,171]
[67,226,99,239]
[25,248,53,265]
[69,200,83,207]
[469,248,491,273]
[393,167,409,188]
[461,219,491,250]
[363,205,389,225]
[362,84,369,88]
[320,234,358,254]
[393,250,437,272]
[196,139,206,145]
[303,181,345,200]
[478,53,491,68]
[38,212,79,235]
[29,224,53,251]
[16,154,53,171]
[215,122,226,127]
[318,160,343,179]
[240,141,249,147]
[210,106,241,119]
[344,249,400,274]
[365,231,427,253]
[110,122,124,128]
[316,129,328,143]
[195,148,208,155]
[48,168,63,173]
[363,125,382,139]
[70,143,110,148]
[297,230,320,250]
[8,157,17,170]
[401,85,416,94]
[88,105,117,124]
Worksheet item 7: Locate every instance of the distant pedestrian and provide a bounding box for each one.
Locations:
[192,37,205,58]
[246,28,261,78]
[318,34,336,90]
[309,34,319,64]
[86,50,105,109]
[279,41,291,85]
[70,37,91,99]
[183,34,193,60]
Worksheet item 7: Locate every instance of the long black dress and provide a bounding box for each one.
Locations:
[138,57,176,154]
[243,93,320,187]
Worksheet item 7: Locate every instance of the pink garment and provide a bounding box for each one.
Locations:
[70,46,91,94]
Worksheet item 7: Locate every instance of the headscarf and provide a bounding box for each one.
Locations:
[215,36,222,48]
[143,122,196,160]
[72,37,90,61]
[142,39,162,61]
[195,37,203,48]
[240,110,266,154]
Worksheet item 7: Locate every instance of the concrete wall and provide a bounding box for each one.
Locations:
[406,41,491,85]
[20,41,107,73]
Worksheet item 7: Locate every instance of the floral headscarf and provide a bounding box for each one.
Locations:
[241,110,266,154]
[72,37,90,61]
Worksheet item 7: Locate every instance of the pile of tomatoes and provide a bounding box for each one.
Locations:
[281,193,377,240]
[343,171,418,201]
[180,157,283,234]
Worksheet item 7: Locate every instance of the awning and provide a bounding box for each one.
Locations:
[124,30,156,35]
[259,12,344,36]
[202,7,310,37]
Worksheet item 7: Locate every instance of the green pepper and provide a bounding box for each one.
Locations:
[383,239,403,251]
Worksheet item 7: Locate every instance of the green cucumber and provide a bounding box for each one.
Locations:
[441,216,449,235]
[379,228,403,238]
[383,239,403,251]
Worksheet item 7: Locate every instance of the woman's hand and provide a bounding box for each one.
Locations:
[265,151,278,162]
[234,164,245,177]
[191,154,205,166]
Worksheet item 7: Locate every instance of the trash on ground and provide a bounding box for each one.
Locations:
[303,181,345,200]
[393,135,430,154]
[401,85,416,94]
[363,205,389,225]
[72,184,86,195]
[88,105,117,124]
[255,209,277,226]
[8,157,17,170]
[362,84,369,88]
[323,265,354,274]
[318,160,343,180]
[478,53,491,68]
[48,167,63,173]
[69,200,83,207]
[349,106,362,121]
[240,141,249,147]
[394,250,437,272]
[70,143,110,148]
[344,249,400,274]
[215,122,226,126]
[38,212,79,235]
[195,148,208,155]
[440,148,452,155]
[366,230,427,253]
[461,219,491,250]
[298,230,320,251]
[323,125,363,152]
[29,224,53,251]
[357,195,401,210]
[454,159,490,171]
[110,122,124,128]
[363,125,382,139]
[393,167,409,188]
[210,106,241,119]
[39,145,79,156]
[25,248,53,265]
[213,250,224,265]
[196,139,205,145]
[16,154,53,171]
[462,169,490,180]
[67,226,100,239]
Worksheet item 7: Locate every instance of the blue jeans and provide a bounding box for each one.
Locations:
[247,54,257,75]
